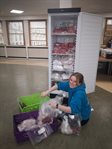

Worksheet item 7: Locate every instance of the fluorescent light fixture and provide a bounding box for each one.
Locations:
[10,9,24,14]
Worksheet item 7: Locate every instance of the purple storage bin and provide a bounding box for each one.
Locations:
[13,110,60,143]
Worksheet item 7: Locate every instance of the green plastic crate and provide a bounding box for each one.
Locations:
[18,92,50,112]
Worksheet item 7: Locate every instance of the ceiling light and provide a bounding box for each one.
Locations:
[10,9,24,14]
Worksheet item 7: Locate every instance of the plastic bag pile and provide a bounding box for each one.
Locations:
[17,95,81,145]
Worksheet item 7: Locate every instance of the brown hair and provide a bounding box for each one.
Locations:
[69,72,84,85]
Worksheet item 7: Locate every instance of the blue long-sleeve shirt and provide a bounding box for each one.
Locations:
[57,81,91,120]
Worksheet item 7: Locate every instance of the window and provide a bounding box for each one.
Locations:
[7,21,24,46]
[29,20,47,47]
[107,19,112,25]
[103,18,112,45]
[0,22,4,45]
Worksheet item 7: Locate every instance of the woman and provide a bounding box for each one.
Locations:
[41,72,91,126]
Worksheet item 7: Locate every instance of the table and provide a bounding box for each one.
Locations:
[98,56,112,75]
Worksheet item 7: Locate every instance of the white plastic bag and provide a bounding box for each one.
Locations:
[17,118,37,132]
[37,96,63,126]
[27,123,54,145]
[60,115,73,135]
[60,114,81,135]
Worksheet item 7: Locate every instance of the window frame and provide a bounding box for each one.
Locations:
[0,21,4,45]
[29,20,47,47]
[6,20,25,46]
[103,18,112,45]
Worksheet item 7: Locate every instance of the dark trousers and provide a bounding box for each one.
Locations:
[81,119,89,126]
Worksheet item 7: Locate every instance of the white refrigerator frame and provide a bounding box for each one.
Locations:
[48,11,103,93]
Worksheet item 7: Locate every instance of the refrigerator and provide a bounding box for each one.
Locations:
[48,8,103,93]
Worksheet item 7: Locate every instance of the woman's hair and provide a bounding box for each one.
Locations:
[69,72,84,85]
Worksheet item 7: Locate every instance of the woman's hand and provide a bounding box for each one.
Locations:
[41,91,49,97]
[49,101,57,109]
[49,101,72,113]
[41,85,58,97]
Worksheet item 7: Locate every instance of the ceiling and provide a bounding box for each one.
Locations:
[0,0,112,17]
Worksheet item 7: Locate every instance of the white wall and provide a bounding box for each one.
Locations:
[0,47,5,56]
[0,16,48,59]
[0,11,111,59]
[102,13,112,18]
[60,0,72,8]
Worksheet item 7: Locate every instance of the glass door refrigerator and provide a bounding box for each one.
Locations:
[48,8,103,94]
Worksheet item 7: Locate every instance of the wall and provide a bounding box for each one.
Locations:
[0,11,110,59]
[0,16,48,59]
[103,13,112,18]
